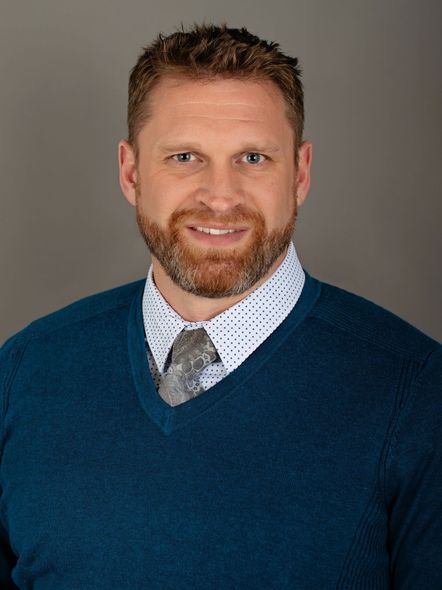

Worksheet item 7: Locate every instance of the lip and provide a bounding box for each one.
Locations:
[187,223,249,231]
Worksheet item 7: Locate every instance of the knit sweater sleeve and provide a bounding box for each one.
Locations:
[0,334,23,589]
[386,344,442,589]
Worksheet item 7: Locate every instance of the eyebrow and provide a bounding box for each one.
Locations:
[158,143,203,154]
[157,142,281,154]
[239,144,281,154]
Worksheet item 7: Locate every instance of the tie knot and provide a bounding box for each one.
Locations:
[158,328,219,406]
[171,328,217,369]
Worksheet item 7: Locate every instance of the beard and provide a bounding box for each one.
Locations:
[135,195,297,299]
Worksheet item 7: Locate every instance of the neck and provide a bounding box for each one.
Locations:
[151,250,287,322]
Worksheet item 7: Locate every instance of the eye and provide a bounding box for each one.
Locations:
[243,152,267,165]
[172,152,196,163]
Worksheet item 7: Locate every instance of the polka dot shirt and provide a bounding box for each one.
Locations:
[142,241,305,391]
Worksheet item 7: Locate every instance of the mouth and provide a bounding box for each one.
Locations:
[191,226,245,235]
[185,225,249,246]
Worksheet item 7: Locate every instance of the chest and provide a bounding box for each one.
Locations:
[1,366,394,589]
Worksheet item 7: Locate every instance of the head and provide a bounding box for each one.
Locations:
[119,24,312,299]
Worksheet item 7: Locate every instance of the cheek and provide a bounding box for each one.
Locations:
[138,176,185,220]
[254,178,295,228]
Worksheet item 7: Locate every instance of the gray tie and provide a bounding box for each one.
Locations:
[158,328,218,406]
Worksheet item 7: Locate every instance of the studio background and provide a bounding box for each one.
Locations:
[1,0,441,344]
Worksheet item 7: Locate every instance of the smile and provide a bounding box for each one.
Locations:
[192,227,242,235]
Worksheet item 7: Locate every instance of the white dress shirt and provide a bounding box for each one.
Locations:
[142,241,305,391]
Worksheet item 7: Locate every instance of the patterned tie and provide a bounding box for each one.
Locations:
[158,328,219,406]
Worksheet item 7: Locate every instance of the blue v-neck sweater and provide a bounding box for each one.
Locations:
[1,273,441,589]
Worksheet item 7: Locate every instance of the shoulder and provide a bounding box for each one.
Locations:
[309,277,440,364]
[0,279,145,395]
[2,279,144,346]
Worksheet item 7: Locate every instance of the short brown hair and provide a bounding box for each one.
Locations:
[127,24,304,158]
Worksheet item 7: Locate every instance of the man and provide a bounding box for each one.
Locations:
[0,23,441,589]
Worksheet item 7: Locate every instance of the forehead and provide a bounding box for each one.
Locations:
[140,76,293,141]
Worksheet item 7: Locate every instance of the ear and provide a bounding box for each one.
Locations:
[118,140,138,207]
[295,141,313,207]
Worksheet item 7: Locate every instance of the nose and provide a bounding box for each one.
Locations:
[196,161,244,212]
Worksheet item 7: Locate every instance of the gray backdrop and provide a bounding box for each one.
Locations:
[1,0,441,344]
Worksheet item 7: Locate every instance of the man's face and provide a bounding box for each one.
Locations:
[120,76,311,298]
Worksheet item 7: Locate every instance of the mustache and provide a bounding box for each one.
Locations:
[169,206,265,226]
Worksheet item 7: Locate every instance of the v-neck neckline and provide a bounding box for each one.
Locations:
[127,272,321,435]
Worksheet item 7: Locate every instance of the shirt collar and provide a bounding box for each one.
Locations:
[142,241,305,374]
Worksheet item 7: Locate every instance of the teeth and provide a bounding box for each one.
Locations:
[194,227,239,235]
